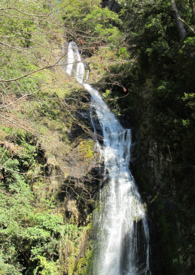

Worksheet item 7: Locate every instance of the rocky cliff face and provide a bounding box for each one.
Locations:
[127,93,195,275]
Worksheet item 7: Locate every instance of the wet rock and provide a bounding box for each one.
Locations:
[102,0,120,13]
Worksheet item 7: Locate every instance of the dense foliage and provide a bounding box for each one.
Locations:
[0,0,98,274]
[113,0,195,180]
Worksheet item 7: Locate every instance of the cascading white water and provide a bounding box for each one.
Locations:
[65,42,151,275]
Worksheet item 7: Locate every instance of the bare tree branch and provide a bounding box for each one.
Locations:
[0,7,53,17]
[0,54,65,83]
[0,114,36,135]
[0,89,40,109]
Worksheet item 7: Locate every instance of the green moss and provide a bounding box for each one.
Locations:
[77,139,95,160]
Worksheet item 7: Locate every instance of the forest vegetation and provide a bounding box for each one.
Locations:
[0,0,195,274]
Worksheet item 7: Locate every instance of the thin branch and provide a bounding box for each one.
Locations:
[0,189,14,197]
[118,93,130,99]
[0,7,52,17]
[0,114,70,148]
[0,89,41,109]
[0,114,36,135]
[0,54,65,83]
[0,165,64,177]
[179,17,195,34]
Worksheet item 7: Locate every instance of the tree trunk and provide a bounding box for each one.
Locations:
[171,0,186,39]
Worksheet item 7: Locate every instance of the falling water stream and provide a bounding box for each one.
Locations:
[65,42,151,275]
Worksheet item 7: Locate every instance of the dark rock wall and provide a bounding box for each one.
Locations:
[128,102,195,275]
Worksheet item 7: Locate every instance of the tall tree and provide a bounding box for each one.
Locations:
[171,0,186,38]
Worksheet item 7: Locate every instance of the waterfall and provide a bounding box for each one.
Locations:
[65,42,151,275]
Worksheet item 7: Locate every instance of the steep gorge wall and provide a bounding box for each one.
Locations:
[127,91,195,275]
